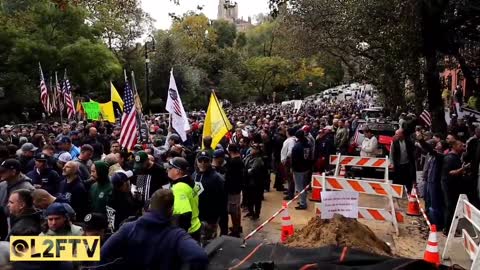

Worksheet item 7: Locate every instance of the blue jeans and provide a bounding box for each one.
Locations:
[293,171,308,207]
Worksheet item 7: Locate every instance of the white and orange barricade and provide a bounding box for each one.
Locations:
[442,194,480,270]
[313,154,404,235]
[310,174,322,201]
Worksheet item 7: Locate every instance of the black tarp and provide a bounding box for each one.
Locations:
[206,236,450,270]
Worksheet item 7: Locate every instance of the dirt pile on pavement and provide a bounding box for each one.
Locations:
[284,214,392,256]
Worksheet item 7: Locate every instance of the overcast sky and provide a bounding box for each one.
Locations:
[141,0,270,30]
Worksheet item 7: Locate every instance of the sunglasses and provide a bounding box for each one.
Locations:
[197,159,210,163]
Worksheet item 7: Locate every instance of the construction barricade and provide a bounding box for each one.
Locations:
[442,194,480,270]
[312,154,404,235]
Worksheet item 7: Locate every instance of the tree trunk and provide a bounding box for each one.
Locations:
[424,49,447,133]
[455,52,480,97]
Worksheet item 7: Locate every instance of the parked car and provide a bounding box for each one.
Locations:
[361,108,384,120]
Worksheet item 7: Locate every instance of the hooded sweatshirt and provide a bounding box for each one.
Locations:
[90,161,113,214]
[99,211,208,270]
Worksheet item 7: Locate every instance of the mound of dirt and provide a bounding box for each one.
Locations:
[284,214,392,256]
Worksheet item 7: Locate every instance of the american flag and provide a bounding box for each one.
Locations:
[420,110,432,127]
[63,71,75,119]
[55,72,64,112]
[39,63,50,113]
[119,79,137,150]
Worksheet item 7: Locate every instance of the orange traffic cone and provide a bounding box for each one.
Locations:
[424,225,440,266]
[281,201,294,243]
[406,189,421,216]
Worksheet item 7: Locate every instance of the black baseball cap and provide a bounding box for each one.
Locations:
[0,159,21,173]
[196,151,211,161]
[35,153,48,161]
[84,213,108,231]
[168,157,189,172]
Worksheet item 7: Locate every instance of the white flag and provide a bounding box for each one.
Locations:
[165,69,189,141]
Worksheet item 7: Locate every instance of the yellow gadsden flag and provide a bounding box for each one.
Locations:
[202,91,232,149]
[110,82,124,111]
[99,101,116,123]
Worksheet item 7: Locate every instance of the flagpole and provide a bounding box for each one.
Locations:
[132,70,149,144]
[49,75,53,116]
[211,89,231,131]
[56,71,63,124]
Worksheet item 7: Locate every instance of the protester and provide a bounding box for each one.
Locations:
[76,144,94,181]
[7,189,42,238]
[58,137,80,160]
[133,151,169,202]
[108,171,142,230]
[40,202,84,236]
[83,212,109,242]
[18,143,37,173]
[59,161,89,220]
[291,130,311,210]
[360,126,378,157]
[441,140,467,234]
[281,128,296,200]
[225,144,244,237]
[243,144,266,219]
[100,189,208,270]
[89,161,113,214]
[192,152,225,240]
[0,159,34,207]
[390,129,416,192]
[26,153,61,195]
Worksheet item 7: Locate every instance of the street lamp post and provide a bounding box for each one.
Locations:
[144,34,155,114]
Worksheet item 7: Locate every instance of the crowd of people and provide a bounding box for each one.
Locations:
[0,89,478,269]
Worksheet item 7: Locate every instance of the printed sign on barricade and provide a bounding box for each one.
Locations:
[442,194,480,270]
[320,191,359,219]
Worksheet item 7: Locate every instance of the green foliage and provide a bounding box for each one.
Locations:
[212,20,237,48]
[0,1,346,120]
[60,38,122,99]
[245,56,294,98]
[0,0,122,121]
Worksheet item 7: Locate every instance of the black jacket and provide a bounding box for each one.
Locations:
[193,168,225,224]
[8,208,42,238]
[108,191,143,231]
[26,168,61,195]
[225,156,244,195]
[59,176,89,221]
[244,154,267,188]
[19,156,34,174]
[391,139,415,169]
[291,140,311,172]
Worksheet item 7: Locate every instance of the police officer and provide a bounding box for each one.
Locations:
[167,157,202,242]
